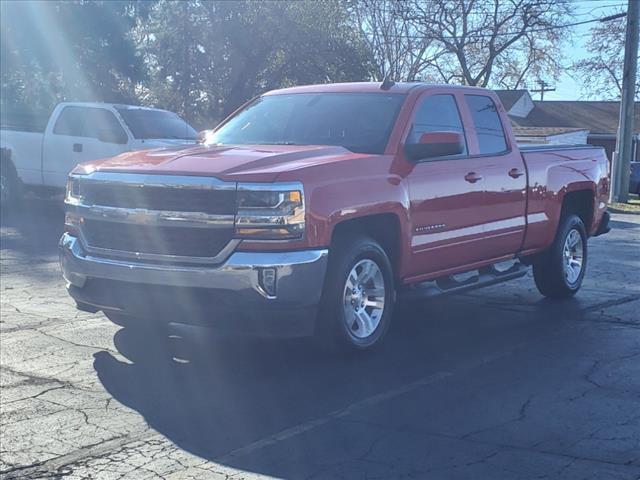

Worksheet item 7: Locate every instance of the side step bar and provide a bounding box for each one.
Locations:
[400,262,529,300]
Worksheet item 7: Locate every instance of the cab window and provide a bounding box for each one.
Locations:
[410,94,467,155]
[83,108,127,143]
[54,107,127,143]
[465,95,508,154]
[53,107,86,136]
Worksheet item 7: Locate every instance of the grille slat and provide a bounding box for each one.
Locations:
[77,180,237,259]
[81,183,237,215]
[83,220,233,258]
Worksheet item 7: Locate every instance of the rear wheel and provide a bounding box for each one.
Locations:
[318,235,395,351]
[533,214,587,298]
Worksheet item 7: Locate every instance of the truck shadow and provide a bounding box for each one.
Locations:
[91,294,592,477]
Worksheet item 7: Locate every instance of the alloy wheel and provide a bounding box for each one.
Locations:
[563,228,584,285]
[342,258,386,339]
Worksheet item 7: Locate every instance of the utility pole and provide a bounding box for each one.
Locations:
[611,0,638,203]
[531,80,556,101]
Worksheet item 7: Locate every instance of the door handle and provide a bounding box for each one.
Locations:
[464,172,483,183]
[508,168,524,178]
[73,143,83,153]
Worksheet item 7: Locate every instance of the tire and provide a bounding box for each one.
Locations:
[0,156,22,213]
[318,234,395,351]
[533,214,588,299]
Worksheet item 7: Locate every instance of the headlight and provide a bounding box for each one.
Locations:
[64,176,84,233]
[65,176,83,206]
[235,183,305,240]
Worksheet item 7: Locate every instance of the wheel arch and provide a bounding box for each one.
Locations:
[0,146,23,208]
[0,147,21,186]
[559,189,596,233]
[0,147,17,176]
[330,213,403,278]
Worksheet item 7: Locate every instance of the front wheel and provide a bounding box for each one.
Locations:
[533,214,588,298]
[318,235,395,351]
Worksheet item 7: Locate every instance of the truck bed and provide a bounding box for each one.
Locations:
[518,143,609,254]
[519,144,600,153]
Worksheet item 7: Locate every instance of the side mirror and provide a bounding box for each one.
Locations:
[98,129,127,145]
[405,131,464,161]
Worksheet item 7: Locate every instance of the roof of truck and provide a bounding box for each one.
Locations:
[265,82,490,95]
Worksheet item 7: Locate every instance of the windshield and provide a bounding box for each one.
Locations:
[116,108,197,140]
[207,93,406,154]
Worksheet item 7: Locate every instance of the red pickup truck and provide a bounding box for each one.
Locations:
[60,82,610,351]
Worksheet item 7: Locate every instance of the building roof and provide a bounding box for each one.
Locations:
[494,90,529,110]
[511,100,639,136]
[512,126,589,137]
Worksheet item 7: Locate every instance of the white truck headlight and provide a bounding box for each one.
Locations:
[65,176,83,206]
[235,183,305,240]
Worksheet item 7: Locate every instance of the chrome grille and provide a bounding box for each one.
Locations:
[82,219,234,258]
[81,183,236,215]
[78,173,237,215]
[70,172,238,263]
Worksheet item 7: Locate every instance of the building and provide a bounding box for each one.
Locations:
[495,90,640,162]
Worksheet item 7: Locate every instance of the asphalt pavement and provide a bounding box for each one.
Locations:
[1,198,639,479]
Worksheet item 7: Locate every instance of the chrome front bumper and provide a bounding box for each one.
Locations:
[60,233,329,337]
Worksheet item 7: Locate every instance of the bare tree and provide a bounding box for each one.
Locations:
[574,10,639,100]
[493,32,563,90]
[411,0,572,88]
[351,0,443,81]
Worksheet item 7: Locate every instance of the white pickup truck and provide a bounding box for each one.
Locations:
[0,102,197,208]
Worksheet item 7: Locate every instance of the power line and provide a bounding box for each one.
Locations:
[576,4,626,16]
[376,11,626,41]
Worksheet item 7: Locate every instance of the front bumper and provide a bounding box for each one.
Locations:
[60,233,328,337]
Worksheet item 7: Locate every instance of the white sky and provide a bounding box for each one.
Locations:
[545,0,628,100]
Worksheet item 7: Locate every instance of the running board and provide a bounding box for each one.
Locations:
[400,262,529,300]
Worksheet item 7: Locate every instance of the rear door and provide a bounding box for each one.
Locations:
[463,94,527,258]
[42,106,130,188]
[404,92,491,279]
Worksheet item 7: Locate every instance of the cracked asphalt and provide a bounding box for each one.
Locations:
[1,197,639,480]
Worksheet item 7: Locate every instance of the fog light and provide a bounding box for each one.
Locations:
[259,268,277,297]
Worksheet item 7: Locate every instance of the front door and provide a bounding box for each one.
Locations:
[404,92,492,280]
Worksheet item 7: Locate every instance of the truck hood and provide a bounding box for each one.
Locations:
[79,144,369,182]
